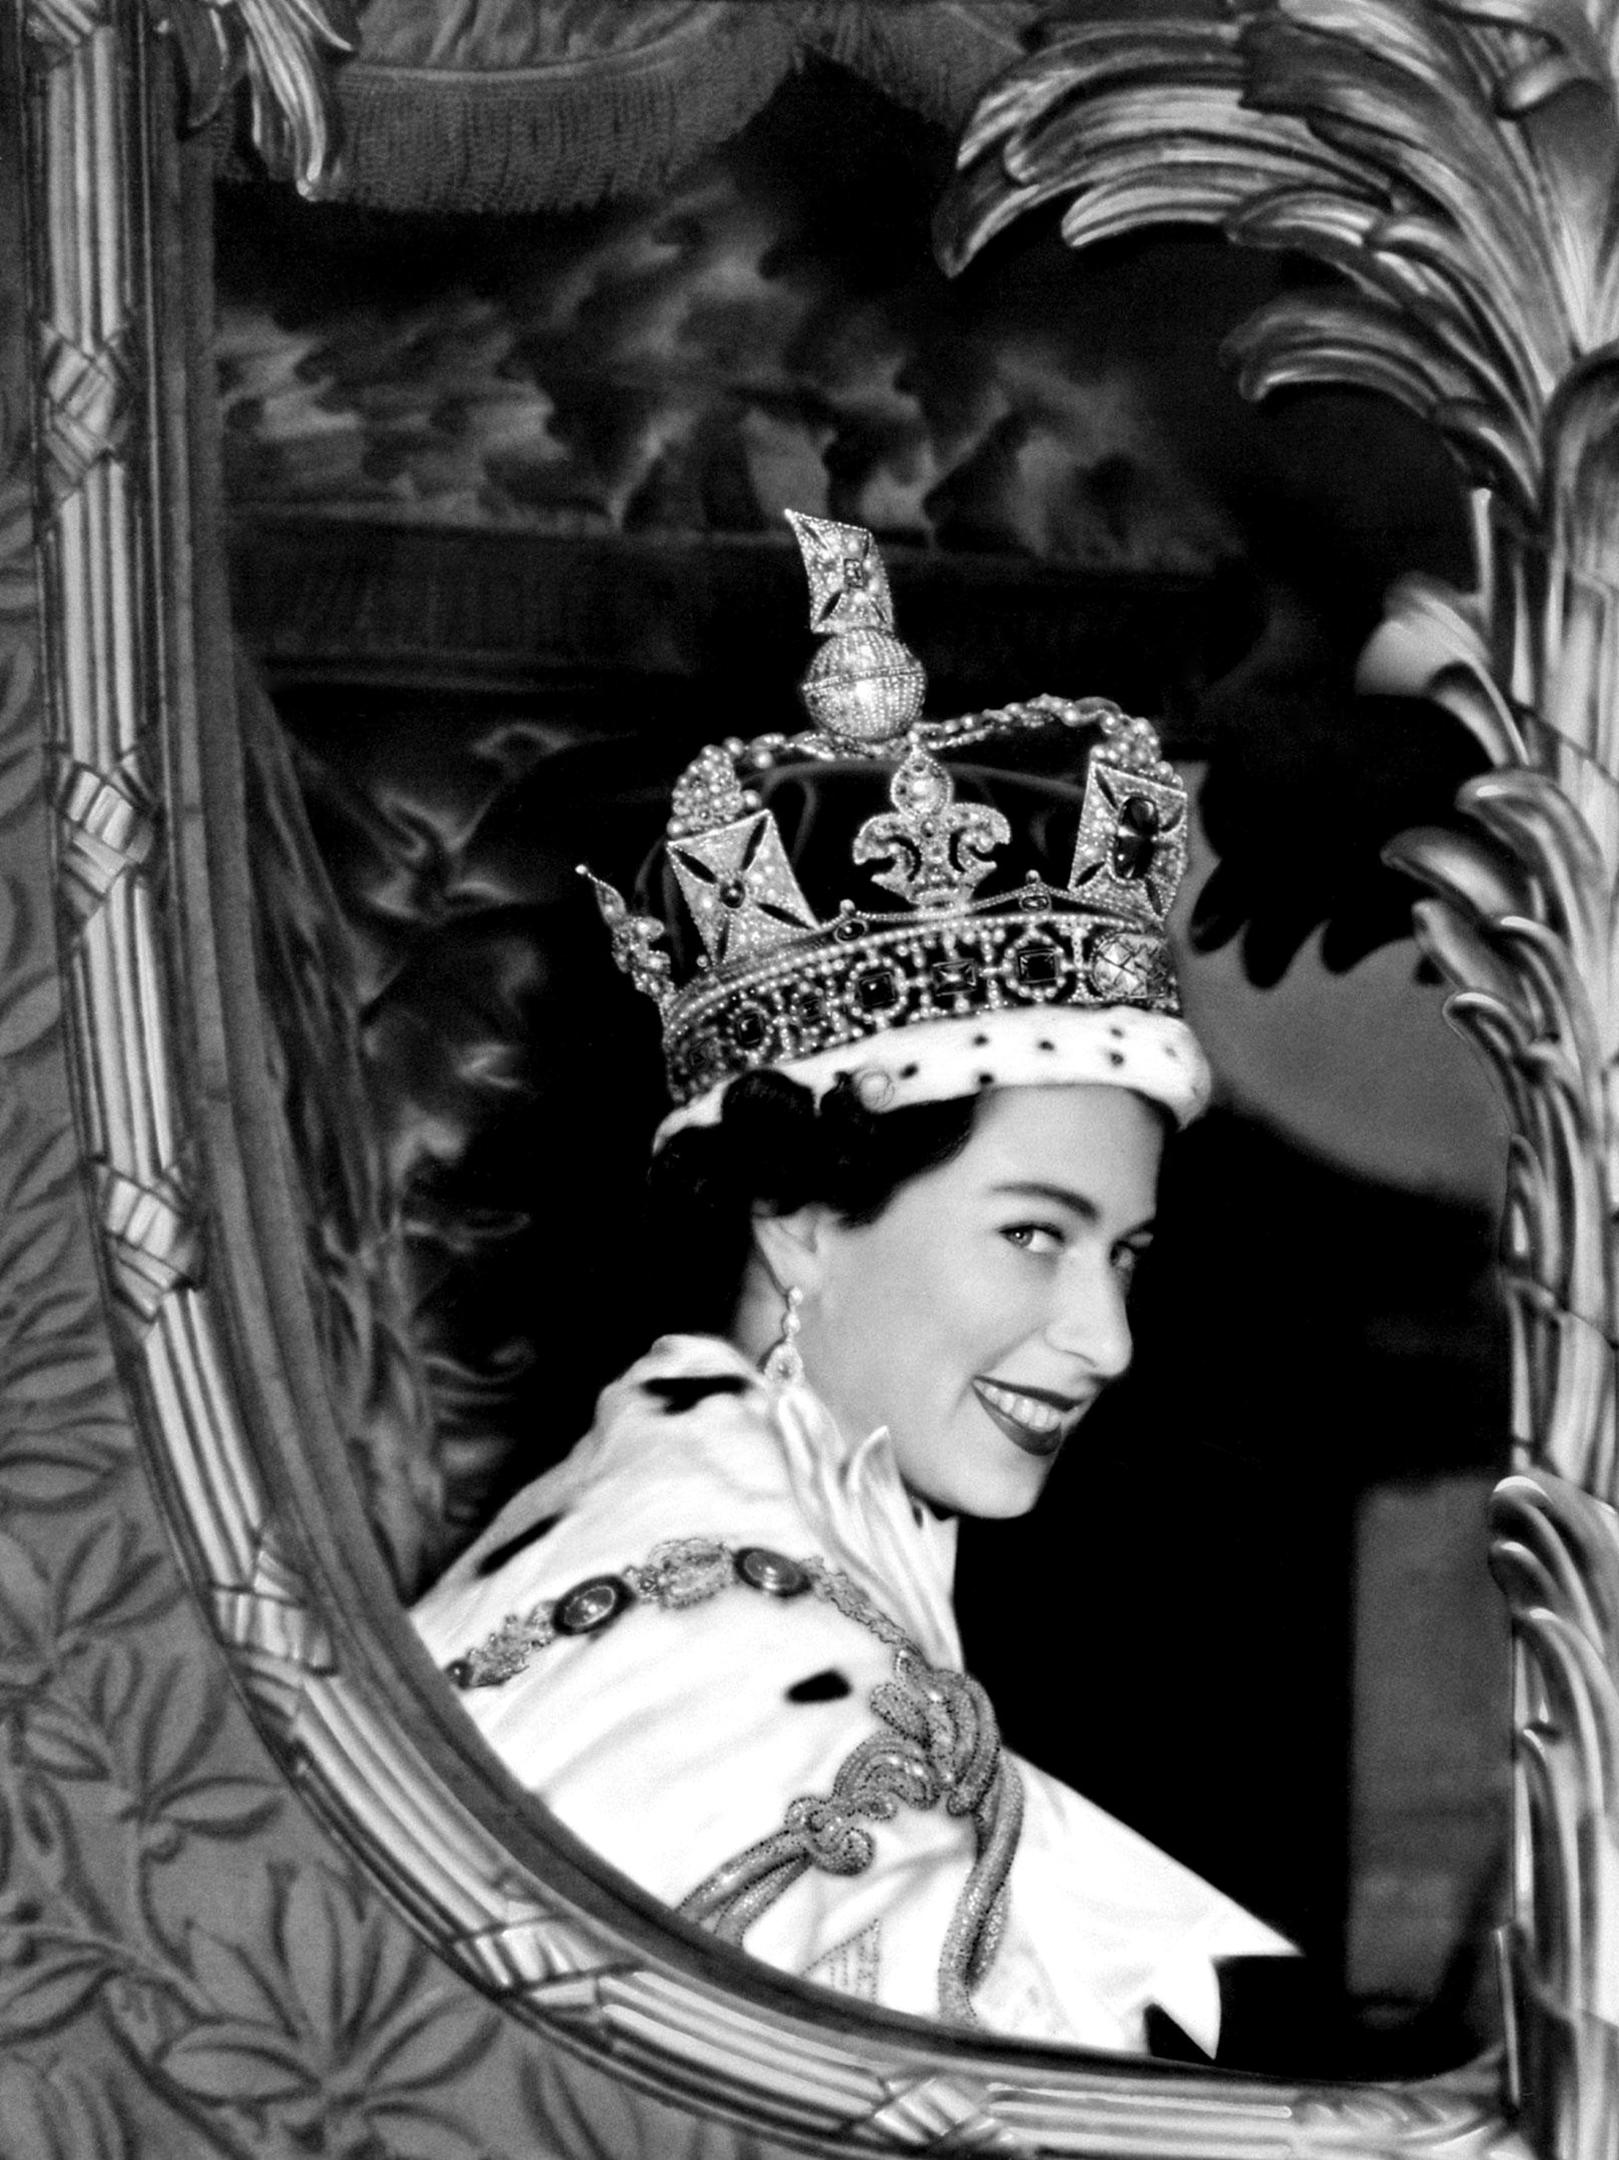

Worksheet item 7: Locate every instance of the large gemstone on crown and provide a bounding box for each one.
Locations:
[855,967,900,1011]
[799,627,926,745]
[1112,795,1161,881]
[1014,943,1062,986]
[1088,931,1160,1001]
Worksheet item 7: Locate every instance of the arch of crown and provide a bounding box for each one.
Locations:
[17,1,1619,2155]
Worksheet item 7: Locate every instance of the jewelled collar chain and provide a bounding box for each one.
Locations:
[445,1532,1024,2026]
[444,1535,812,1689]
[577,510,1191,1118]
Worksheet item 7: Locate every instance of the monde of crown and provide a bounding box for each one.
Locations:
[580,512,1190,1109]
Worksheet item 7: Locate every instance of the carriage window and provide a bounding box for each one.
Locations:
[218,54,1508,2076]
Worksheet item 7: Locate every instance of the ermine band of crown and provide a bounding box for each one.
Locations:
[664,896,1176,1105]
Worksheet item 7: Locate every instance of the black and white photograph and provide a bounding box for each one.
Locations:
[0,4,1614,2156]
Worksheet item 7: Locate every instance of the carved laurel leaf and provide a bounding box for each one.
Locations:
[145,0,359,194]
[0,1449,121,1511]
[0,1953,110,2043]
[939,13,1335,263]
[1403,876,1528,1006]
[148,0,233,128]
[0,2058,131,2160]
[1386,759,1619,1488]
[181,1920,282,2027]
[1490,1468,1619,2037]
[1465,770,1609,975]
[128,1659,236,1813]
[55,1519,179,1637]
[1360,573,1533,767]
[155,1861,502,2140]
[22,1702,106,1784]
[0,1529,53,1691]
[356,1989,502,2093]
[942,0,1619,513]
[158,2022,310,2105]
[1543,344,1619,590]
[0,1069,125,1512]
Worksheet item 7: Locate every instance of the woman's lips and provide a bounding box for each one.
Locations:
[971,1377,1086,1458]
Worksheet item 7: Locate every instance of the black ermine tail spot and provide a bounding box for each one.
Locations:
[786,1669,853,1704]
[476,1515,562,1578]
[643,1374,752,1414]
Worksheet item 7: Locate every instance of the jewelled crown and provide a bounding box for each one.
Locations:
[580,511,1192,1125]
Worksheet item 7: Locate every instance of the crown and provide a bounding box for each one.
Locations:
[580,512,1192,1129]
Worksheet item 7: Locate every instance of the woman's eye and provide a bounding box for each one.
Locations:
[1002,1223,1063,1254]
[1112,1243,1150,1283]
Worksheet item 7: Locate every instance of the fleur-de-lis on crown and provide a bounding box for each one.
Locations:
[853,746,1010,912]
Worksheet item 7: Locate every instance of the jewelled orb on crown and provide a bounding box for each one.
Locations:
[579,510,1194,1130]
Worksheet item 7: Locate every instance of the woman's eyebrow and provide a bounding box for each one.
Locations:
[990,1179,1100,1222]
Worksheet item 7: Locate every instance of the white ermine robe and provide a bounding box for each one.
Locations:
[413,1335,1292,2052]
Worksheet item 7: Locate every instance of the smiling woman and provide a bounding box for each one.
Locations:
[411,513,1292,2054]
[738,1084,1158,1519]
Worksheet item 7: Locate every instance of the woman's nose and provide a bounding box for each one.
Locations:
[1045,1259,1133,1379]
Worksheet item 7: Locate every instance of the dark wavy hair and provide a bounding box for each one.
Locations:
[643,1070,981,1336]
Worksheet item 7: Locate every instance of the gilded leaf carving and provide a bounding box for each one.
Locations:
[942,0,1619,518]
[143,0,359,193]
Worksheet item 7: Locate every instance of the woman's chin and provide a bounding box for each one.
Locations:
[968,1477,1051,1521]
[915,1460,1055,1522]
[889,1406,1065,1520]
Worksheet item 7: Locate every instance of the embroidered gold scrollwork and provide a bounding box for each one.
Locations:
[679,1591,1023,2027]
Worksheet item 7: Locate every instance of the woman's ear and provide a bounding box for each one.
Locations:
[751,1205,836,1298]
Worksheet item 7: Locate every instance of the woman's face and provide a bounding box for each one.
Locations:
[783,1084,1163,1518]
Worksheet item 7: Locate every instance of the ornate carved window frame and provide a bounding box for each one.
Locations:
[15,2,1614,2154]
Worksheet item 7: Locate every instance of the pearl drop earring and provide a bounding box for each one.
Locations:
[762,1284,804,1387]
